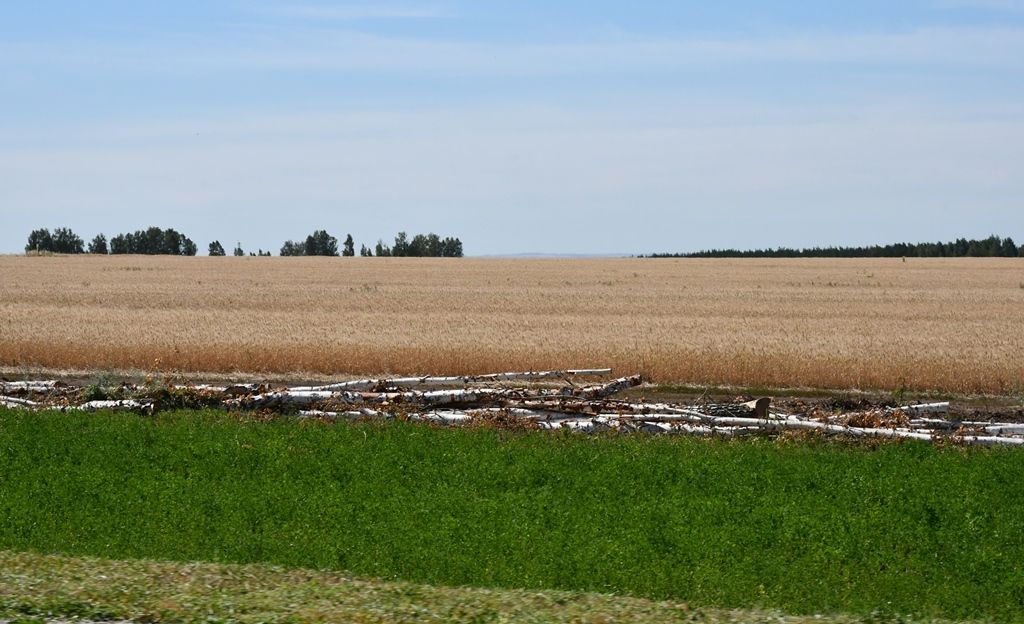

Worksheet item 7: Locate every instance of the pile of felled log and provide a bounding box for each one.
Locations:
[2,369,1022,446]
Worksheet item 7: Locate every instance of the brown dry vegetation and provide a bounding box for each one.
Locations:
[1,255,1022,393]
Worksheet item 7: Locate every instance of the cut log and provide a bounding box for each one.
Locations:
[745,397,771,419]
[298,408,383,420]
[0,380,62,393]
[3,372,1021,447]
[576,375,642,398]
[59,399,155,413]
[982,425,1024,435]
[294,368,614,392]
[1,395,41,408]
[891,402,949,415]
[173,383,263,396]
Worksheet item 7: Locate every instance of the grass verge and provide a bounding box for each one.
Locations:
[1,408,1023,620]
[0,549,881,624]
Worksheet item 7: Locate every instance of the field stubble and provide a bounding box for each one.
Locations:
[0,255,1021,393]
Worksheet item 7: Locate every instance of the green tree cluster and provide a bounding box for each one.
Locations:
[88,234,108,254]
[24,227,85,254]
[25,226,466,258]
[280,230,340,256]
[373,232,463,257]
[650,235,1021,259]
[109,227,198,255]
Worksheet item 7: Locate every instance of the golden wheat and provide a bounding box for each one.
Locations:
[1,255,1021,393]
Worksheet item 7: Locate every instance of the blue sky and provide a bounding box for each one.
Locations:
[2,1,1023,255]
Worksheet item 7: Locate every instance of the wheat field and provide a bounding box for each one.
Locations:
[1,255,1021,393]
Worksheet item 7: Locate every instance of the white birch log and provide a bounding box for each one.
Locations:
[293,369,614,392]
[300,408,476,425]
[175,384,227,392]
[232,385,585,410]
[65,399,154,413]
[249,401,1024,446]
[416,410,475,424]
[292,405,1024,445]
[576,375,642,398]
[226,390,363,409]
[298,408,383,420]
[6,373,1023,446]
[499,407,576,420]
[824,402,951,424]
[414,388,503,405]
[173,383,263,395]
[537,418,614,433]
[0,380,62,393]
[905,418,1019,432]
[981,425,1024,435]
[891,402,950,415]
[1,396,41,408]
[952,435,1024,447]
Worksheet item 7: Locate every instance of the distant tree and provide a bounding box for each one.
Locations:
[233,243,245,257]
[163,229,182,255]
[360,244,372,257]
[88,234,108,255]
[441,237,463,257]
[147,227,167,253]
[304,230,339,256]
[51,227,85,254]
[407,234,426,257]
[280,240,303,256]
[426,233,442,257]
[25,228,54,253]
[109,234,129,254]
[392,232,409,257]
[342,234,355,257]
[375,239,391,257]
[208,240,226,256]
[1000,237,1017,257]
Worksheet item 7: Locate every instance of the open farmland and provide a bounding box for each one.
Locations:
[1,255,1022,393]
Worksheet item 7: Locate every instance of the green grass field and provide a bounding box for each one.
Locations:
[2,408,1023,621]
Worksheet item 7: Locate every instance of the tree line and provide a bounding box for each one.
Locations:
[25,227,463,258]
[647,235,1023,258]
[26,227,197,256]
[257,230,462,257]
